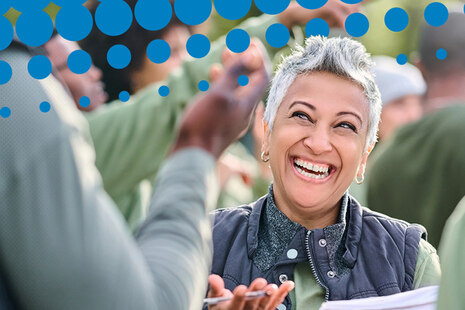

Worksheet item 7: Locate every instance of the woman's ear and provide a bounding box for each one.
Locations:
[357,142,375,177]
[261,122,271,156]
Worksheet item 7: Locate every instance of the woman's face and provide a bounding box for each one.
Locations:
[263,72,370,221]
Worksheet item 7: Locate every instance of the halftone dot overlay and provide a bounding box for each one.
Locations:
[16,11,54,47]
[0,0,12,15]
[147,39,171,64]
[79,96,91,108]
[345,13,370,37]
[95,0,133,36]
[214,0,251,20]
[266,23,290,48]
[198,80,210,91]
[39,101,51,113]
[424,2,448,27]
[396,54,408,65]
[55,5,93,42]
[436,48,447,60]
[0,107,11,118]
[52,0,87,7]
[340,0,363,4]
[12,0,49,12]
[119,91,130,102]
[384,7,409,32]
[67,50,92,74]
[28,55,52,80]
[135,0,172,31]
[305,18,330,37]
[0,17,13,51]
[226,29,250,53]
[255,0,290,15]
[0,61,12,85]
[175,0,212,26]
[159,85,170,97]
[297,0,328,10]
[238,75,249,86]
[187,34,211,59]
[107,44,131,69]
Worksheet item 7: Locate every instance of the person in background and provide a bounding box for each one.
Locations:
[366,10,465,248]
[349,55,425,205]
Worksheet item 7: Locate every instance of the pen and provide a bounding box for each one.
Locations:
[203,290,270,305]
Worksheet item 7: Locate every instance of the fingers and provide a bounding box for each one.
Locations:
[266,281,295,310]
[227,285,248,309]
[242,278,268,310]
[208,274,226,298]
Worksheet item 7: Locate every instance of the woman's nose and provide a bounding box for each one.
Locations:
[303,128,333,154]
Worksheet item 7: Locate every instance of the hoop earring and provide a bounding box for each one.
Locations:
[260,151,269,163]
[355,174,365,184]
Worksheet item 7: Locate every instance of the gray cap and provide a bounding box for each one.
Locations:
[372,55,426,105]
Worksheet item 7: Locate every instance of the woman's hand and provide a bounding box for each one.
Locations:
[207,274,295,310]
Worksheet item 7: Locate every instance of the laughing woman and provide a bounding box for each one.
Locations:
[206,37,440,310]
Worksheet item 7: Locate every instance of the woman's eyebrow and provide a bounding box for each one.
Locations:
[337,111,363,125]
[289,101,316,110]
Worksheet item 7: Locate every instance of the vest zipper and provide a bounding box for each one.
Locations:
[305,230,330,301]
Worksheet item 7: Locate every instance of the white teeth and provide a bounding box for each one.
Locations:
[296,166,329,179]
[294,158,329,174]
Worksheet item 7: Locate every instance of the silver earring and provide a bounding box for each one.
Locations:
[355,174,365,184]
[260,151,269,163]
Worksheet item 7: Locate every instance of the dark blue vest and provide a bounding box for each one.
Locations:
[208,195,426,309]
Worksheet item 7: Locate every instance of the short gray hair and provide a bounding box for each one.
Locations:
[263,36,382,152]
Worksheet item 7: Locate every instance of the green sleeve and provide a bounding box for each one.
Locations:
[437,197,465,310]
[86,13,279,201]
[412,238,441,289]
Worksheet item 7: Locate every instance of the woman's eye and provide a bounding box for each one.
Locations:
[292,111,310,121]
[337,122,357,132]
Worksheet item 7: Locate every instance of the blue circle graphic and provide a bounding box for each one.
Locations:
[28,55,52,80]
[135,0,172,31]
[396,54,408,65]
[40,101,51,113]
[159,85,170,97]
[385,7,409,32]
[95,0,133,36]
[0,17,14,51]
[52,0,86,7]
[305,18,330,37]
[254,0,290,15]
[12,0,50,12]
[0,107,11,118]
[147,39,171,64]
[296,0,327,10]
[56,5,93,42]
[79,96,90,108]
[424,2,448,27]
[175,0,211,25]
[107,44,131,69]
[226,29,250,53]
[214,0,251,20]
[67,50,92,74]
[238,75,249,86]
[186,34,211,59]
[0,0,12,16]
[345,13,369,37]
[198,80,210,91]
[16,11,54,47]
[0,61,12,85]
[266,23,290,48]
[340,0,363,4]
[436,48,447,60]
[119,91,130,102]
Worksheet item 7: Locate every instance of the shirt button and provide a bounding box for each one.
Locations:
[327,270,336,278]
[277,304,286,310]
[319,239,327,247]
[279,274,288,283]
[287,249,298,259]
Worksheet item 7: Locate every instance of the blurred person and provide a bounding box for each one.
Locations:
[437,196,465,310]
[0,37,296,309]
[205,36,440,310]
[366,10,465,248]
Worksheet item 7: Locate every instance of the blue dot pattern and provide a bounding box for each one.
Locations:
[95,0,133,36]
[159,86,170,97]
[135,0,172,31]
[424,2,448,27]
[12,0,49,12]
[147,40,171,64]
[436,48,447,60]
[0,0,12,15]
[305,18,330,37]
[0,61,12,85]
[67,50,92,74]
[385,7,409,32]
[255,0,290,15]
[79,96,91,108]
[214,0,251,20]
[0,17,13,51]
[198,80,210,91]
[339,0,363,4]
[345,13,370,37]
[186,34,211,59]
[119,91,130,102]
[226,29,250,53]
[396,54,408,65]
[39,101,51,113]
[0,107,11,118]
[53,0,87,7]
[15,11,53,47]
[296,0,328,10]
[266,23,290,48]
[55,5,93,42]
[107,44,131,69]
[28,55,52,80]
[175,0,211,25]
[238,75,249,86]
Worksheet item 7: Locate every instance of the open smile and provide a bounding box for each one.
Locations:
[291,156,336,183]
